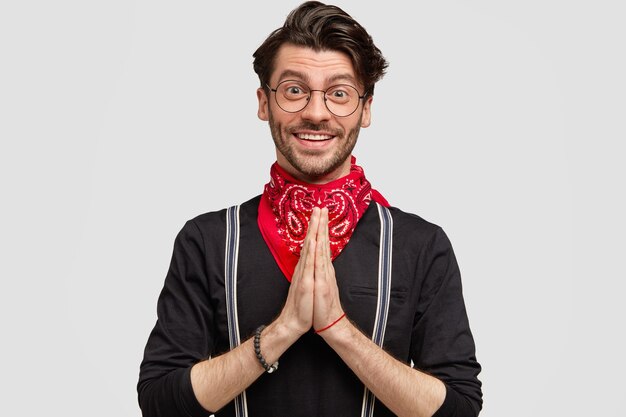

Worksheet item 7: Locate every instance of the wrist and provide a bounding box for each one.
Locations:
[254,326,279,373]
[271,315,305,345]
[315,312,346,334]
[317,313,353,344]
[275,312,311,339]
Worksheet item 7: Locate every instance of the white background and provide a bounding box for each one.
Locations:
[1,1,624,416]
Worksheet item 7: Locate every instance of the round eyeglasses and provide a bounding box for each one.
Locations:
[267,80,366,117]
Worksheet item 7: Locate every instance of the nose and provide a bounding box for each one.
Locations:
[300,90,331,122]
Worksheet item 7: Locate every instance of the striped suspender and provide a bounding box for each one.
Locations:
[225,205,248,417]
[361,203,394,417]
[225,203,392,417]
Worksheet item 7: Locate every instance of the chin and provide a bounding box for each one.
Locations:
[290,153,349,179]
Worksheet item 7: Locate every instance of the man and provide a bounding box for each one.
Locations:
[138,2,482,416]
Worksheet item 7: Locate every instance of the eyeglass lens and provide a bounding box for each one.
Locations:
[274,80,361,117]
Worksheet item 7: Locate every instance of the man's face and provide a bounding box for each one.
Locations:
[257,44,372,183]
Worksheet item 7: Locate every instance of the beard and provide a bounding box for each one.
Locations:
[268,109,362,179]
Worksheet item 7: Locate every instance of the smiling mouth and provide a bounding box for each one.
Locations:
[294,133,335,141]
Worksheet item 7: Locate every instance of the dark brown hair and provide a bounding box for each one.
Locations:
[253,1,388,97]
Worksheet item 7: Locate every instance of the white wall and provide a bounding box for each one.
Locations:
[1,1,624,415]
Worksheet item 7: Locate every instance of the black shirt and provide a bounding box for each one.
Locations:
[138,196,482,416]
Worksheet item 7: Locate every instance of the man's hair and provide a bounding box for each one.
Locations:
[253,1,388,97]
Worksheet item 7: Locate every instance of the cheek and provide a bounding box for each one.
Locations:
[272,113,300,131]
[343,118,361,134]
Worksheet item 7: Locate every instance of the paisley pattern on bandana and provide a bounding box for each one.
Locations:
[258,157,389,281]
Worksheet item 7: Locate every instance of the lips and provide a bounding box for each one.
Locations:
[294,133,335,141]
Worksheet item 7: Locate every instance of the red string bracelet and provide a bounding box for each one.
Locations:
[315,313,347,334]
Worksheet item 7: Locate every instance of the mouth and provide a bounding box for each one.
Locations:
[293,132,336,142]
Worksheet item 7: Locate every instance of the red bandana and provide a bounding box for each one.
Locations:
[258,157,389,281]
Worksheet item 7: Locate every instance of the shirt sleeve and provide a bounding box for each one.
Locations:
[410,227,483,417]
[137,220,215,417]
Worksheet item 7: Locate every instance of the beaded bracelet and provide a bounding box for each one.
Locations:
[254,325,279,373]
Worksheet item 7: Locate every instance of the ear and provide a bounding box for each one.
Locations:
[360,95,373,128]
[257,87,269,121]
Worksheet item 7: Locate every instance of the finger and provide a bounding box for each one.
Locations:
[318,208,331,263]
[295,208,320,271]
[315,234,327,274]
[303,209,318,254]
[305,207,321,247]
[292,237,309,280]
[314,208,325,260]
[304,237,316,273]
[300,208,320,275]
[317,207,328,236]
[305,209,320,258]
[315,211,333,286]
[315,207,327,241]
[322,208,331,260]
[320,210,337,282]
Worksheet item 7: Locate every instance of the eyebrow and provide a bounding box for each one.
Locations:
[275,70,358,87]
[276,70,310,84]
[327,73,358,86]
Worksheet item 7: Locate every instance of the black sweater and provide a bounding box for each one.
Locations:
[138,196,482,416]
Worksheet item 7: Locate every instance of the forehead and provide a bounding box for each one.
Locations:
[271,44,359,87]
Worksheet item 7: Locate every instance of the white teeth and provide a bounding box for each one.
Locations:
[296,133,333,140]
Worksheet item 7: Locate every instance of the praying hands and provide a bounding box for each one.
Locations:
[278,207,347,336]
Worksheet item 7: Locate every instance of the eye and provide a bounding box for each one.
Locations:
[327,85,354,103]
[279,81,309,100]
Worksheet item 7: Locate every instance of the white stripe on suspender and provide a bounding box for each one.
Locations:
[361,203,393,417]
[225,205,248,417]
[225,203,392,417]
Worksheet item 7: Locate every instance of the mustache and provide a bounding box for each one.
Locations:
[286,122,343,136]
